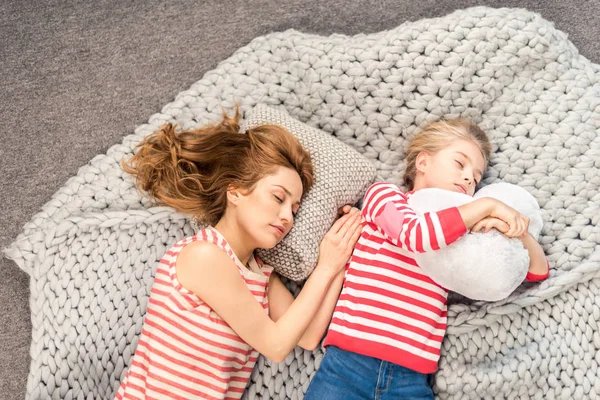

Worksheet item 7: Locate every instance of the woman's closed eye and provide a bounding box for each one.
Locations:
[273,192,299,217]
[455,160,464,168]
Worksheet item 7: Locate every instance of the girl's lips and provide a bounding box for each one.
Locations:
[454,184,467,194]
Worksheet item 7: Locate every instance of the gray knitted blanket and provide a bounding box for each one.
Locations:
[5,6,600,400]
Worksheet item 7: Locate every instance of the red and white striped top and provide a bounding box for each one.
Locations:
[115,227,272,400]
[324,182,467,374]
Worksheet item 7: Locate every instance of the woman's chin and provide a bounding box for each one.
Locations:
[258,237,283,250]
[256,228,289,250]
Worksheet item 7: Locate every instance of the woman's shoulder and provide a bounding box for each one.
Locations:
[175,239,240,291]
[178,238,230,268]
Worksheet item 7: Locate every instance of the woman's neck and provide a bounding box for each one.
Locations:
[214,217,254,266]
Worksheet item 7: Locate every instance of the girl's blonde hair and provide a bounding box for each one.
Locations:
[123,108,314,226]
[403,119,492,190]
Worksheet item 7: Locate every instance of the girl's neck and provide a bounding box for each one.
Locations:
[214,218,254,266]
[411,179,426,192]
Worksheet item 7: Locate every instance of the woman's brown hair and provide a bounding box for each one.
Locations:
[123,109,314,225]
[403,119,492,190]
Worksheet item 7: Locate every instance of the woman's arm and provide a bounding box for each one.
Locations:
[176,211,361,363]
[268,270,344,351]
[267,205,358,351]
[176,242,340,363]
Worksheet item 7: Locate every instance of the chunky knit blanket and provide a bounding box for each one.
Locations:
[5,6,600,400]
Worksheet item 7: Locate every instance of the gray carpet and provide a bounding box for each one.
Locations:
[1,1,598,399]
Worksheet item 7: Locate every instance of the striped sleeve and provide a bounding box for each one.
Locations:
[361,182,467,253]
[525,259,550,282]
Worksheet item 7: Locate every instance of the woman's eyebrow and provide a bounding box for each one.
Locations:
[274,185,301,205]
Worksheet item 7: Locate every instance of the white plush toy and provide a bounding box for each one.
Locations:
[407,182,544,302]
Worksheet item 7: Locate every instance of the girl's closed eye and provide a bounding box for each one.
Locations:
[455,160,464,168]
[273,194,284,203]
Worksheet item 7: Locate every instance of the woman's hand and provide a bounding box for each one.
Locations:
[471,217,509,234]
[488,199,530,238]
[316,206,362,278]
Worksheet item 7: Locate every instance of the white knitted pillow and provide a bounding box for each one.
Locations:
[242,104,376,281]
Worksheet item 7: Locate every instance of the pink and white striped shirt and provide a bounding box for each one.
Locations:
[115,227,272,400]
[324,182,467,374]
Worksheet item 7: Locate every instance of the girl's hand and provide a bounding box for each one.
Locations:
[316,206,362,277]
[471,217,509,234]
[488,199,530,238]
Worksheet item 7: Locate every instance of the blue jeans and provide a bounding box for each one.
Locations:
[305,346,434,400]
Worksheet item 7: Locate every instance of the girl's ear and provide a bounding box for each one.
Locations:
[415,151,429,173]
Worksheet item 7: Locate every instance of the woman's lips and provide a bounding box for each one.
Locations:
[271,225,285,235]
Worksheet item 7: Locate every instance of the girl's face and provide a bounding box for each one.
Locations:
[231,166,303,250]
[415,139,486,196]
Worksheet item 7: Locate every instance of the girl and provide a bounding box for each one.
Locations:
[115,110,363,399]
[305,119,550,400]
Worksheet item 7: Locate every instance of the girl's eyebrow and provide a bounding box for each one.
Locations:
[456,151,483,178]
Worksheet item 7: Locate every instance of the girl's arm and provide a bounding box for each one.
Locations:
[176,212,361,363]
[521,233,550,281]
[362,183,466,253]
[472,218,549,281]
[361,183,530,255]
[457,197,529,238]
[267,269,344,351]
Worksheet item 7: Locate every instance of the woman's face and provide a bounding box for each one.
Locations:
[416,139,486,196]
[233,166,303,249]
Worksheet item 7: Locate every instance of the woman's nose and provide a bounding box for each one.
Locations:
[280,207,293,223]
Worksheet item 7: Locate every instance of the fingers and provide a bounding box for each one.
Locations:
[515,216,528,237]
[506,217,519,237]
[472,218,510,234]
[472,220,485,232]
[337,204,353,216]
[318,208,363,272]
[347,223,362,250]
[343,211,363,241]
[505,215,529,238]
[329,209,354,233]
[474,214,526,237]
[341,216,363,260]
[495,219,510,233]
[336,210,361,238]
[522,216,530,237]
